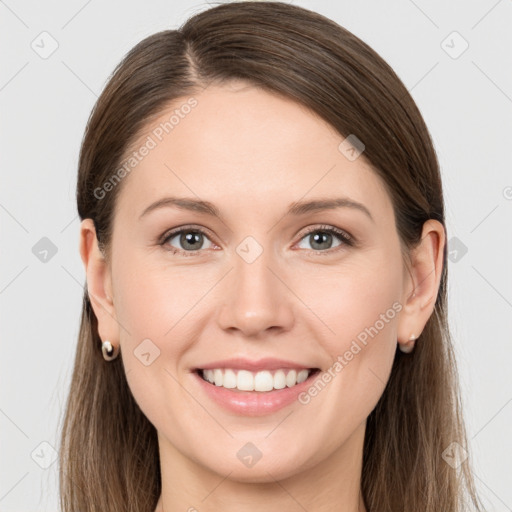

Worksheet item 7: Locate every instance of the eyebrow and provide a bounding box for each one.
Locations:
[139,196,374,222]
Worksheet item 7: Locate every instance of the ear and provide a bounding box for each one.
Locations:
[397,219,446,353]
[79,219,120,346]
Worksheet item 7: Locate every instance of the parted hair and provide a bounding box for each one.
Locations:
[59,3,485,511]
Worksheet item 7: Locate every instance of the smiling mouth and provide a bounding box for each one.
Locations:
[196,367,321,392]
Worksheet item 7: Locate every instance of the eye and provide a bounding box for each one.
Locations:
[159,224,354,257]
[160,226,215,256]
[295,224,354,254]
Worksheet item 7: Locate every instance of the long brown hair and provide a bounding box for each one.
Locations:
[59,2,485,511]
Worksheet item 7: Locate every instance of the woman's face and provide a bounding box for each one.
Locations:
[88,81,417,481]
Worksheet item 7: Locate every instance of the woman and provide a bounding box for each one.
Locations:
[59,2,485,511]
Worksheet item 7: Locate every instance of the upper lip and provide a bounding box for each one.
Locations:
[194,357,317,372]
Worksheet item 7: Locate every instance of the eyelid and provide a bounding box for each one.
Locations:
[296,224,353,243]
[158,224,218,251]
[159,224,214,241]
[291,224,354,254]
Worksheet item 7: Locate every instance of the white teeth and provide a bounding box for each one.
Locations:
[222,369,237,389]
[201,368,313,391]
[237,370,254,391]
[273,370,286,389]
[214,369,223,386]
[297,369,309,384]
[286,369,297,387]
[254,370,274,392]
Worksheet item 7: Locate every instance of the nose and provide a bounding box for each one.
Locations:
[216,248,295,338]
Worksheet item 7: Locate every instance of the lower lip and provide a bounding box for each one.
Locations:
[193,370,320,416]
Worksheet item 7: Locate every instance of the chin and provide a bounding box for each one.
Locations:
[199,449,312,483]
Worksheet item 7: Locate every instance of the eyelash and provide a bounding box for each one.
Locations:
[158,224,354,257]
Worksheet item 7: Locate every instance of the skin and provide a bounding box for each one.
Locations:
[80,80,445,512]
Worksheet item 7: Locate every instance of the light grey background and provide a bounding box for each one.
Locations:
[1,0,511,510]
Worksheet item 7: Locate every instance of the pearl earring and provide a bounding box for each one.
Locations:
[101,340,120,361]
[399,334,416,354]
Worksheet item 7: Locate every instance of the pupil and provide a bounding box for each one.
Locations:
[311,232,331,250]
[181,232,202,250]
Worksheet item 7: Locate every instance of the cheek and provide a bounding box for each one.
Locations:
[109,254,187,400]
[110,254,201,430]
[111,251,219,410]
[301,253,403,343]
[297,254,402,417]
[112,251,208,342]
[296,254,402,399]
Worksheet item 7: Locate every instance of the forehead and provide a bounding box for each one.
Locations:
[114,82,393,224]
